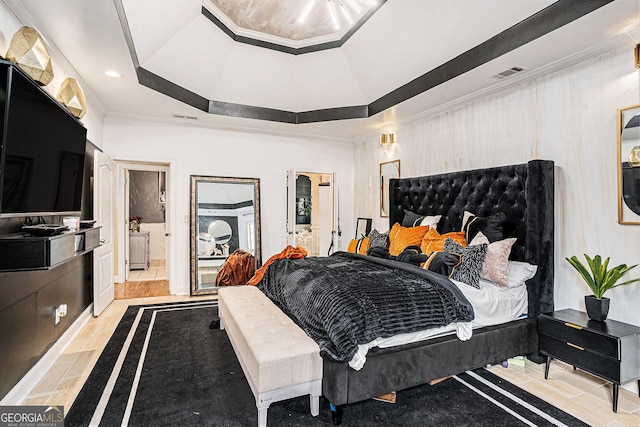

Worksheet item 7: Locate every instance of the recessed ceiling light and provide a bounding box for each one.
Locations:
[105,70,121,78]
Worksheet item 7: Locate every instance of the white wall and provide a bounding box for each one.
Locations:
[104,116,354,295]
[355,47,640,327]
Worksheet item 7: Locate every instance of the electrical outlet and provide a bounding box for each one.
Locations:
[54,304,68,326]
[184,214,189,223]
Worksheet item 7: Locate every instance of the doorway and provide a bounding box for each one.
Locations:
[115,162,171,299]
[286,171,336,256]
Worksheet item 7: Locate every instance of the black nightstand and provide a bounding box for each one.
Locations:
[539,309,640,412]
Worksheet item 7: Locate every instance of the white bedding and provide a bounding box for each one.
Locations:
[348,279,528,370]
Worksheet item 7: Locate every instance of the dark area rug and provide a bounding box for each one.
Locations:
[65,300,588,426]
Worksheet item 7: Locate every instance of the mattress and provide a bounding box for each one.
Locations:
[348,279,528,370]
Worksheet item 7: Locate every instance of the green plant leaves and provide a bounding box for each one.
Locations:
[566,254,640,299]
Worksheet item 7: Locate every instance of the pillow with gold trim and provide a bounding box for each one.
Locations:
[402,209,442,228]
[347,237,370,255]
[443,237,488,288]
[461,211,506,242]
[422,251,462,278]
[420,227,467,255]
[388,223,430,256]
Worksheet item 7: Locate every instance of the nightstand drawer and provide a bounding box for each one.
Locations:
[540,335,621,383]
[539,316,618,360]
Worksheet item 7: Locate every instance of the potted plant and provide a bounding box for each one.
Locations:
[566,254,640,321]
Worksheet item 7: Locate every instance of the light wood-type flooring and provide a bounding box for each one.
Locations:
[18,296,640,426]
[114,259,170,299]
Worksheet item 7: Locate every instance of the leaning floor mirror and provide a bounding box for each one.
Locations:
[618,104,640,224]
[190,175,262,295]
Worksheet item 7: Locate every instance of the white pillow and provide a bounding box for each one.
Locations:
[507,261,538,288]
[470,232,516,287]
[419,215,442,228]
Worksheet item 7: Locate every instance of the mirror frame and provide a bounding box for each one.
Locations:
[617,104,640,225]
[355,217,372,239]
[190,175,262,295]
[380,160,400,217]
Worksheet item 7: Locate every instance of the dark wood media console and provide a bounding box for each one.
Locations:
[0,227,100,272]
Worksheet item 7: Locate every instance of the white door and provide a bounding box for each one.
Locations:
[93,151,115,316]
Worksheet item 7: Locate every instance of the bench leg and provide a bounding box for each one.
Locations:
[310,394,320,417]
[258,407,268,427]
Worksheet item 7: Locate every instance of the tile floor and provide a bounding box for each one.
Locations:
[126,259,166,281]
[18,297,640,426]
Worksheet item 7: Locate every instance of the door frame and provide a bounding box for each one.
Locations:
[115,160,172,290]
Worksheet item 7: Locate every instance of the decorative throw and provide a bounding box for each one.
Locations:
[215,249,255,286]
[256,252,474,363]
[246,245,307,286]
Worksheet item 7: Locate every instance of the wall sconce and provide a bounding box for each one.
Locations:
[381,133,395,148]
[635,44,640,69]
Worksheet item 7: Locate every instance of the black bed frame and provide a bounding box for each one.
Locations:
[322,160,554,415]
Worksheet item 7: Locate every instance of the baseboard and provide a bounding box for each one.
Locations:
[0,305,93,405]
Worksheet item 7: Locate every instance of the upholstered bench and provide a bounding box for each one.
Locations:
[218,286,323,427]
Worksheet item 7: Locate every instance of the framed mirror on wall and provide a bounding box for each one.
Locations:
[617,104,640,224]
[380,160,400,217]
[355,218,372,239]
[190,176,261,295]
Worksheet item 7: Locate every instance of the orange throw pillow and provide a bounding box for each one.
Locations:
[347,237,370,255]
[388,223,430,256]
[420,228,467,255]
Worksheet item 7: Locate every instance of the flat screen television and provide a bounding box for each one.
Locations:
[0,61,87,218]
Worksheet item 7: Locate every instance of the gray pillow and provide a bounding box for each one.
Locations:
[442,238,488,288]
[367,229,389,248]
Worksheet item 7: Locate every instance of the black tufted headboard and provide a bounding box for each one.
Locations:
[388,160,554,318]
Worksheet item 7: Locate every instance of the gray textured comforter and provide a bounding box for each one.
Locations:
[256,252,474,363]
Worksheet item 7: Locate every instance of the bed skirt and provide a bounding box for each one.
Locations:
[322,318,538,406]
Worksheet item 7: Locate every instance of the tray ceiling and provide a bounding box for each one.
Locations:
[202,0,384,52]
[5,0,639,139]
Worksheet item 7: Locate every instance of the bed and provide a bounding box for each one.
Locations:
[259,160,554,422]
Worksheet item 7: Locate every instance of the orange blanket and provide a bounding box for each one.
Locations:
[246,245,308,286]
[215,249,255,286]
